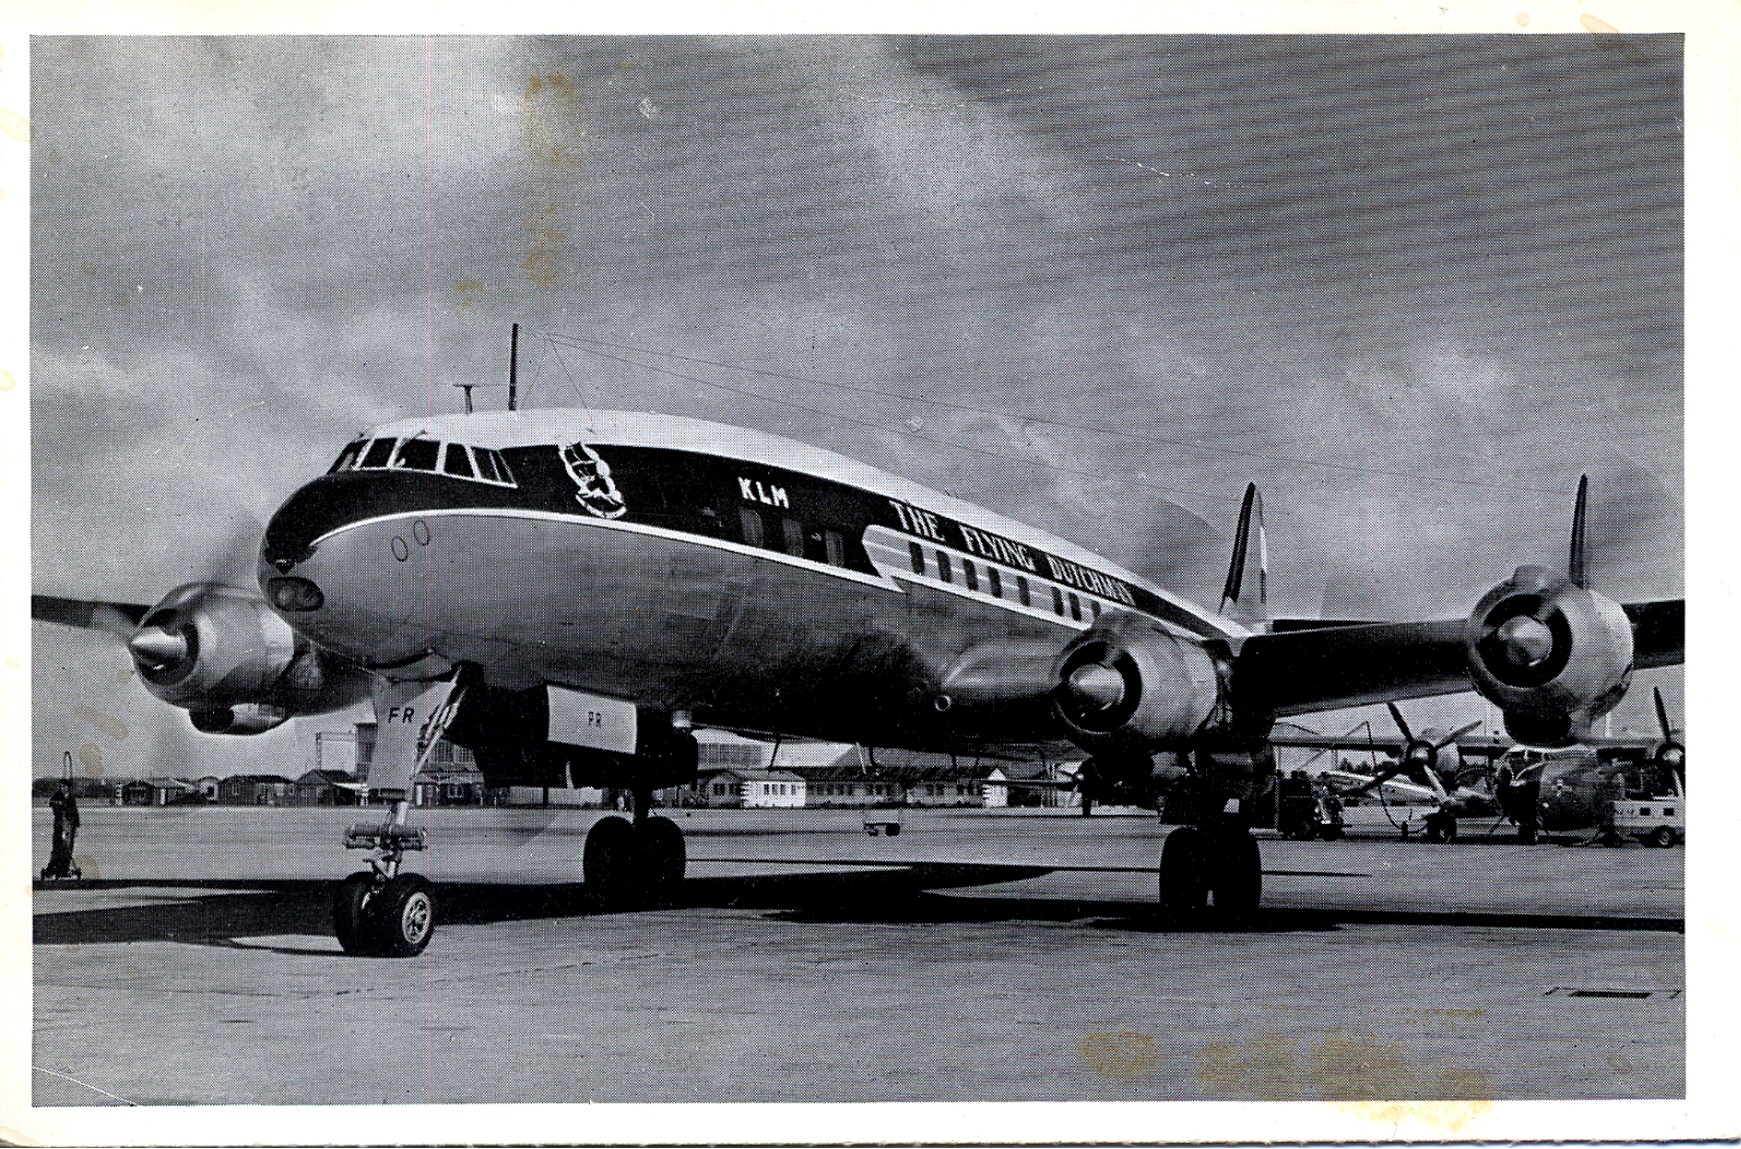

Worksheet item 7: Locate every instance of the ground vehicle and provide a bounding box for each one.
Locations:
[1610,796,1684,846]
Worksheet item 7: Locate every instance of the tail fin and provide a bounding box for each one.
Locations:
[1220,483,1269,630]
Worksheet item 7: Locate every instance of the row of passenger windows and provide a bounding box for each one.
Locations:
[329,437,517,487]
[740,507,847,568]
[907,540,1100,622]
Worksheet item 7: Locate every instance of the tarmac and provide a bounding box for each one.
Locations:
[30,805,1683,1105]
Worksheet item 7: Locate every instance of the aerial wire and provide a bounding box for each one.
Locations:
[543,331,1566,498]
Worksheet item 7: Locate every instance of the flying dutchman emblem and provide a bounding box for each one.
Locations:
[561,441,628,520]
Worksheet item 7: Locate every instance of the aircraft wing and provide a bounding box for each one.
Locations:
[31,594,152,639]
[1230,619,1471,718]
[1624,600,1684,670]
[1230,598,1683,719]
[1267,729,1515,758]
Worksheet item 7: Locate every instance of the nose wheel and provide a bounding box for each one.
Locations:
[334,801,435,957]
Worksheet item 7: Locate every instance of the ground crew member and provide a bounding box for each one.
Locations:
[44,782,80,880]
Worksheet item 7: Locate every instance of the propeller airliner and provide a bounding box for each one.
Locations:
[34,360,1684,956]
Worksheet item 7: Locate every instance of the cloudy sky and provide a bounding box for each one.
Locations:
[29,36,1683,776]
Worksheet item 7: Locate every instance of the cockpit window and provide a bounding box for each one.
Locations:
[348,435,516,486]
[329,440,365,474]
[391,437,440,472]
[473,448,515,485]
[360,438,397,469]
[440,442,475,478]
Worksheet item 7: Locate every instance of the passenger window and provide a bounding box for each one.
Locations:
[936,551,952,583]
[1052,586,1064,615]
[963,559,979,592]
[1090,599,1101,619]
[329,440,365,474]
[740,507,765,548]
[824,529,845,567]
[441,443,476,478]
[1069,593,1082,621]
[782,517,805,557]
[987,567,1002,598]
[392,438,439,471]
[361,438,397,469]
[1017,576,1030,607]
[908,541,926,575]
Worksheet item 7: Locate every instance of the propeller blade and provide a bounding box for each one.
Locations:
[1385,702,1414,744]
[1351,765,1405,795]
[1434,720,1482,751]
[1569,473,1589,588]
[31,595,151,639]
[1654,687,1674,742]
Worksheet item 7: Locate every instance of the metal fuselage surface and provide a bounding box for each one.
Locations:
[260,410,1240,757]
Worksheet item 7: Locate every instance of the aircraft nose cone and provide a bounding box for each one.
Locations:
[128,625,189,671]
[1065,663,1126,712]
[1495,615,1554,667]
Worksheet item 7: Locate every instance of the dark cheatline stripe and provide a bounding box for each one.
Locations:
[270,439,1224,638]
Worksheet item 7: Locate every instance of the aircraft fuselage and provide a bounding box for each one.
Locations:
[260,409,1241,756]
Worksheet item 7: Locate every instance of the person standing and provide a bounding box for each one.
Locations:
[44,782,80,879]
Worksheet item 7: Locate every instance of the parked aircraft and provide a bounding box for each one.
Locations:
[1273,688,1684,843]
[33,359,1684,956]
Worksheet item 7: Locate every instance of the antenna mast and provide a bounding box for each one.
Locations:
[508,323,519,412]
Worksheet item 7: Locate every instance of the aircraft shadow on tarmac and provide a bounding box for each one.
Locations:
[31,864,1682,953]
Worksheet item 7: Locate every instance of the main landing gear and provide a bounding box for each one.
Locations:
[1158,820,1262,918]
[1422,811,1459,843]
[583,789,687,909]
[334,800,435,957]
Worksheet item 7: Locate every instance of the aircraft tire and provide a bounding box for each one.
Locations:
[1158,826,1209,913]
[584,815,637,907]
[333,872,381,956]
[1649,826,1678,848]
[1207,828,1262,917]
[635,815,686,902]
[368,873,435,958]
[1518,824,1538,845]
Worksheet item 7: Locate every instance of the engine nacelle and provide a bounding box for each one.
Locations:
[1465,565,1633,747]
[1051,615,1220,756]
[190,703,293,735]
[126,583,365,732]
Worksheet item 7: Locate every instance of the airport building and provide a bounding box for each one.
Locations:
[690,767,808,808]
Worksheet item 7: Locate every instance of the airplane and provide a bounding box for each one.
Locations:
[1272,687,1684,843]
[32,353,1684,956]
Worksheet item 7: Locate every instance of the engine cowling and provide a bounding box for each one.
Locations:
[1051,615,1221,755]
[126,583,364,732]
[190,703,293,735]
[1465,565,1633,747]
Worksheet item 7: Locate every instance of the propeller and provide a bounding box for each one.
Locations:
[1651,686,1684,785]
[1352,703,1480,796]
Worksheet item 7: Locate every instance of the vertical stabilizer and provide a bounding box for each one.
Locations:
[1220,483,1269,630]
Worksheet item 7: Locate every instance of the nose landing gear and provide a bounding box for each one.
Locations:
[334,800,435,957]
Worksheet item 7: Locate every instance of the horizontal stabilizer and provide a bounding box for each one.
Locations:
[32,594,150,639]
